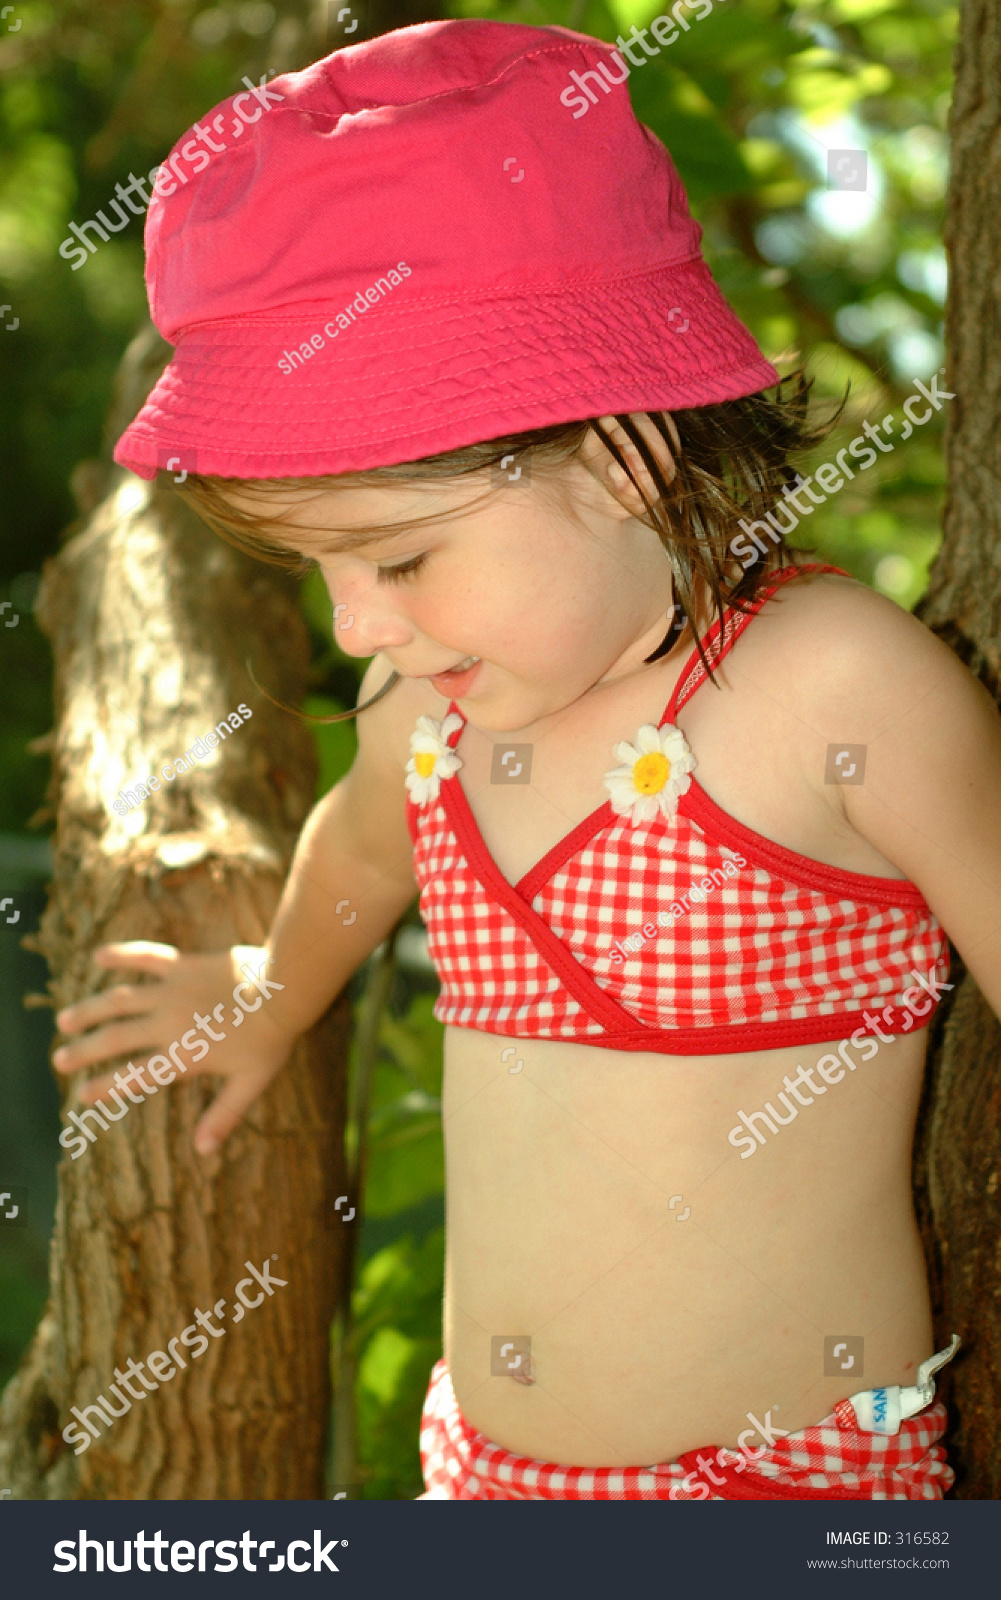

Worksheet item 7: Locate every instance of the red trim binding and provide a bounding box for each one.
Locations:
[511,781,932,913]
[430,752,941,1055]
[516,801,615,902]
[439,775,634,1037]
[402,561,944,1055]
[663,561,851,724]
[679,785,931,910]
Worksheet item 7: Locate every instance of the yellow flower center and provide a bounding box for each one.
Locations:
[415,751,437,779]
[632,751,670,795]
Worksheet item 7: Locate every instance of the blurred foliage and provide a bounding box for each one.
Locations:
[0,0,954,1495]
[348,989,445,1499]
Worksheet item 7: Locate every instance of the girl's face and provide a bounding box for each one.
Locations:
[232,425,679,733]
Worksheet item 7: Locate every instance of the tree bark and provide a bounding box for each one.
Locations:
[0,325,349,1499]
[912,0,1001,1500]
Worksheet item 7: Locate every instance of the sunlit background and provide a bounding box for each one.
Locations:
[0,0,955,1496]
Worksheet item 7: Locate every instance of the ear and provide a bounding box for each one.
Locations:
[578,412,680,517]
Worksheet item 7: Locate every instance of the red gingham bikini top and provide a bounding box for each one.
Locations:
[404,563,949,1054]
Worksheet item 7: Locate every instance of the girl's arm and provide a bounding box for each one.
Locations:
[254,659,419,1047]
[54,655,418,1153]
[784,578,1001,1019]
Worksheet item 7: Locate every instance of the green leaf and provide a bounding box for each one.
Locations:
[364,1119,444,1219]
[629,67,753,200]
[359,1326,418,1406]
[302,694,357,800]
[376,996,444,1095]
[299,568,334,640]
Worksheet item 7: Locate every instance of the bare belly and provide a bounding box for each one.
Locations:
[442,1022,933,1467]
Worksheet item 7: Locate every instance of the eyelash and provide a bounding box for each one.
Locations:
[377,553,428,583]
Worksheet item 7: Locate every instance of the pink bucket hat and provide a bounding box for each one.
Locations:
[114,18,778,482]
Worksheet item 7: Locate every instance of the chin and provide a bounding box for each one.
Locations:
[459,692,560,735]
[455,699,522,733]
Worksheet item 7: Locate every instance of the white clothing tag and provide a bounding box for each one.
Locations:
[849,1334,960,1435]
[851,1385,900,1434]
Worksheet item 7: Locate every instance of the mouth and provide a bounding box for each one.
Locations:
[429,654,479,677]
[427,655,483,695]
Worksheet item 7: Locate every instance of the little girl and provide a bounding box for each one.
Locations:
[54,20,1001,1500]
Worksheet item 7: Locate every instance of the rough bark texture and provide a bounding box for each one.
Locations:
[0,326,349,1499]
[912,0,1001,1500]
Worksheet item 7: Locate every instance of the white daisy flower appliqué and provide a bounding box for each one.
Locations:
[405,713,464,805]
[604,722,696,825]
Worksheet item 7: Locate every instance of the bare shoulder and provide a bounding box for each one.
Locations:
[749,577,1001,1018]
[732,568,1001,871]
[747,568,978,723]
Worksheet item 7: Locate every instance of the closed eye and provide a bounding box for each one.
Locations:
[377,552,428,583]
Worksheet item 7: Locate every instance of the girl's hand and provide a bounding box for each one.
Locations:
[53,942,297,1156]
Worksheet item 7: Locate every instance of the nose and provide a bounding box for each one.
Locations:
[327,563,415,658]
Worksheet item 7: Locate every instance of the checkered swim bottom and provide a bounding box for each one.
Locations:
[418,1359,954,1501]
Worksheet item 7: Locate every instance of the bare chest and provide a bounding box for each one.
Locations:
[434,675,882,889]
[448,662,680,886]
[443,661,900,889]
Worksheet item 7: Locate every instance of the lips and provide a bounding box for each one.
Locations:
[429,656,482,696]
[429,654,479,677]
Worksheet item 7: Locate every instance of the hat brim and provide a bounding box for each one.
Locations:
[114,257,779,481]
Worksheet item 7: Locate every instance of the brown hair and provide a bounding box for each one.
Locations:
[177,369,845,720]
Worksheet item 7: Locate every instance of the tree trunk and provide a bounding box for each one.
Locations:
[912,0,1001,1500]
[0,325,349,1499]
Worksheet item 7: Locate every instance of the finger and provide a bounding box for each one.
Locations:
[655,409,682,457]
[596,413,676,504]
[56,982,156,1038]
[74,1060,163,1104]
[93,942,180,973]
[72,1069,123,1104]
[615,412,677,496]
[193,1070,275,1157]
[52,1019,168,1075]
[75,1045,221,1104]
